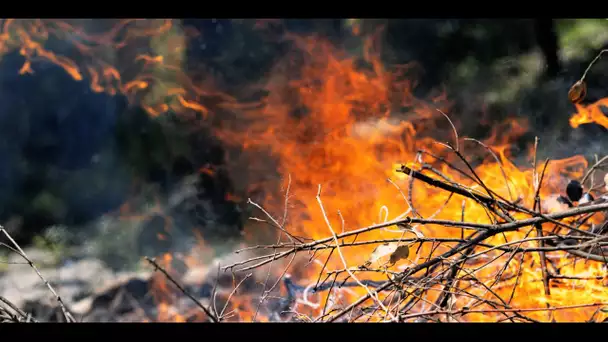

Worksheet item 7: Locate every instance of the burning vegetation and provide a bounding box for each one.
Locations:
[1,19,608,323]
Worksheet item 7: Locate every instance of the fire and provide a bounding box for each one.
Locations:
[217,32,607,322]
[0,19,236,120]
[0,19,606,322]
[570,99,608,129]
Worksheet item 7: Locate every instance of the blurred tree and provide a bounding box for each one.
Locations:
[381,19,540,93]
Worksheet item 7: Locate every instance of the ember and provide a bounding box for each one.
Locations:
[0,19,608,323]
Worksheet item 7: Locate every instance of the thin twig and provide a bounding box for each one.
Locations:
[0,226,74,323]
[0,296,36,322]
[316,185,397,322]
[582,155,608,187]
[144,256,218,323]
[579,49,608,83]
[219,273,253,320]
[436,108,459,152]
[464,137,514,202]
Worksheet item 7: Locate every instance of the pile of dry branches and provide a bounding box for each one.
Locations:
[217,132,608,322]
[4,136,608,322]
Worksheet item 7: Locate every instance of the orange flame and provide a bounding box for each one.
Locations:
[570,99,608,129]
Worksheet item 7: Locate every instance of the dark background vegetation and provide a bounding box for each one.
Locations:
[1,19,608,268]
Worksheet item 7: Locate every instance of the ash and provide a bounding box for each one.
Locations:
[0,245,303,322]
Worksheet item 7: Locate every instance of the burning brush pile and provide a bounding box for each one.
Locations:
[1,19,608,323]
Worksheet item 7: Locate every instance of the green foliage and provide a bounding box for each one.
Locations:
[0,249,9,272]
[30,191,67,222]
[557,19,608,60]
[115,108,193,180]
[88,217,147,271]
[31,234,67,267]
